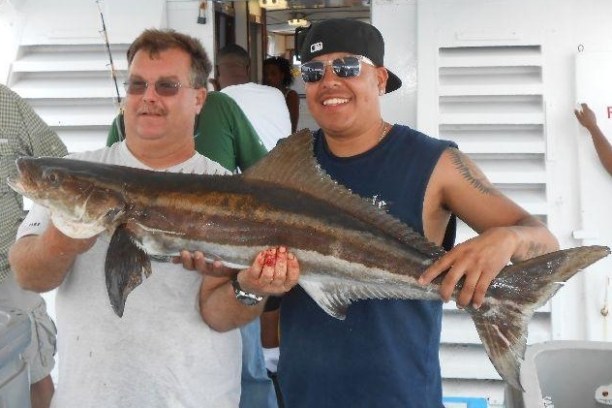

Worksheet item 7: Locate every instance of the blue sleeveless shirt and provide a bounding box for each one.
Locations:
[278,125,457,408]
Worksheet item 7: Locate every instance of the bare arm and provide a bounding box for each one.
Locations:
[286,90,300,134]
[8,224,96,292]
[575,103,612,176]
[420,148,559,308]
[180,247,299,332]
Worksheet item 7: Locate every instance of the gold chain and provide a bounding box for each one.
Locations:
[378,120,391,142]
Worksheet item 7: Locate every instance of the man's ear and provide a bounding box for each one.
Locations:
[376,67,389,93]
[195,87,207,113]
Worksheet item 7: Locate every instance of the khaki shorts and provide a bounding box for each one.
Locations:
[0,275,57,383]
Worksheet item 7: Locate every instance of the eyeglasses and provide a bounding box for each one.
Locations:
[300,55,376,83]
[123,79,193,97]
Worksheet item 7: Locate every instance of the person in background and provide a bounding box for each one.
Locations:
[263,56,300,133]
[107,90,266,173]
[215,44,291,151]
[574,102,612,176]
[9,29,298,408]
[275,19,559,407]
[0,83,66,408]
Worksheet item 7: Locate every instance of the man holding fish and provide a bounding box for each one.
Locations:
[266,20,561,407]
[8,29,299,408]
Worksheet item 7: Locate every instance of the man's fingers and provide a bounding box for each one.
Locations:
[419,255,453,285]
[177,250,195,270]
[285,252,300,288]
[259,248,277,284]
[456,269,479,308]
[270,247,288,287]
[472,273,495,309]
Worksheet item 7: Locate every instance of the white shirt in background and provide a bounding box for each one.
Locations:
[222,82,291,151]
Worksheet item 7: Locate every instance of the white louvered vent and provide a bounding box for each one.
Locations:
[436,45,550,403]
[8,43,129,153]
[438,45,547,241]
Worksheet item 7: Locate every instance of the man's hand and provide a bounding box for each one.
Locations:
[418,227,518,309]
[173,250,238,277]
[237,247,300,296]
[197,247,300,331]
[574,102,598,132]
[46,222,97,256]
[175,246,301,295]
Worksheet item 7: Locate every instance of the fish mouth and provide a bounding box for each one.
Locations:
[5,176,24,195]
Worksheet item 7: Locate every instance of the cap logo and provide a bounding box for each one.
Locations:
[310,41,323,53]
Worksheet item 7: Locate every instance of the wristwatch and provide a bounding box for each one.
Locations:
[231,274,263,306]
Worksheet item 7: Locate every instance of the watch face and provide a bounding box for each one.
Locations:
[236,293,261,306]
[232,276,263,306]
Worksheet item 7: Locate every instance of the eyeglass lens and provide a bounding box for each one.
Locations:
[301,56,362,83]
[124,79,183,96]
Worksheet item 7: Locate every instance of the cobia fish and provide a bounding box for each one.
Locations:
[7,129,610,390]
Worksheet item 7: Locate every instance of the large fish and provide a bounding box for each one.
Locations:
[7,129,609,389]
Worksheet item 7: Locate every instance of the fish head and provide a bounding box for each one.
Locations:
[7,157,128,239]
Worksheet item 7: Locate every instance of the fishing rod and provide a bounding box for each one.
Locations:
[96,0,122,108]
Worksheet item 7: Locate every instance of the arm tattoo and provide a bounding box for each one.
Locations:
[448,148,498,195]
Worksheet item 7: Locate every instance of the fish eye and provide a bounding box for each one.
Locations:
[43,169,62,187]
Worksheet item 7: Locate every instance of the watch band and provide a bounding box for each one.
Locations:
[231,274,263,306]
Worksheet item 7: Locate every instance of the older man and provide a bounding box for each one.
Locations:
[9,29,298,408]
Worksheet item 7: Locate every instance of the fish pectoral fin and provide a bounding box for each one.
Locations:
[299,279,351,320]
[105,224,152,317]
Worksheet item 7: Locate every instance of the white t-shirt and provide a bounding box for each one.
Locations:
[222,82,291,151]
[17,142,241,408]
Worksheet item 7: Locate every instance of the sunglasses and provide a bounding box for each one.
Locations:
[300,55,376,83]
[123,79,193,97]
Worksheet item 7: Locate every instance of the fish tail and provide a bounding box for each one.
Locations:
[470,245,610,390]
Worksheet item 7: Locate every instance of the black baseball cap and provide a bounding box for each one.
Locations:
[296,19,402,94]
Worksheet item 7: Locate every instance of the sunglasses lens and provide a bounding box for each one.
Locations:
[332,57,361,78]
[155,80,181,96]
[124,80,182,96]
[300,62,324,83]
[300,57,363,83]
[124,80,147,95]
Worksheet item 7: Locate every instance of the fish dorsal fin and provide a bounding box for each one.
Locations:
[243,129,445,259]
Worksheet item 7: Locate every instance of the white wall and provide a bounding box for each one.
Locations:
[372,0,418,127]
[0,0,25,84]
[166,0,215,66]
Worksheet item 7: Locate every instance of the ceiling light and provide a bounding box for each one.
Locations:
[258,0,288,9]
[288,14,309,27]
